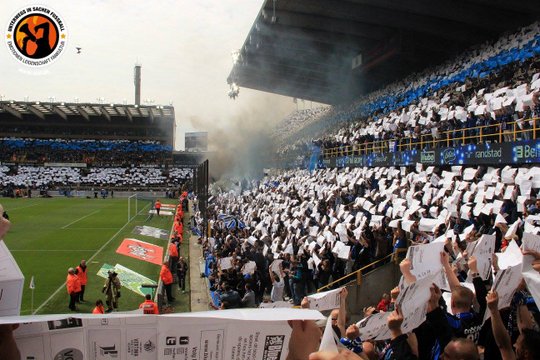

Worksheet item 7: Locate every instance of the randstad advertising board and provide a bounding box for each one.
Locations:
[322,139,540,168]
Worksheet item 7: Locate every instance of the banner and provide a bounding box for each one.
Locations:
[321,139,540,169]
[3,309,324,360]
[97,263,157,297]
[148,210,174,216]
[133,226,170,240]
[160,204,177,211]
[44,162,87,168]
[116,239,164,265]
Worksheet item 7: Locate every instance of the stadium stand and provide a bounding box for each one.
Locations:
[0,100,199,195]
[186,13,540,359]
[0,138,172,166]
[194,163,540,356]
[0,166,192,189]
[272,107,331,143]
[274,22,540,164]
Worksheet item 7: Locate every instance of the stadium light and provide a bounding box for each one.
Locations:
[231,50,240,64]
[271,0,277,24]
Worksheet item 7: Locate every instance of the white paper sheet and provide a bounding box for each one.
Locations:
[307,288,342,312]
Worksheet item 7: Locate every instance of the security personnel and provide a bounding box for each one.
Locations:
[160,261,175,303]
[155,199,162,216]
[76,260,88,302]
[139,294,159,314]
[92,299,105,314]
[168,239,179,273]
[66,268,80,311]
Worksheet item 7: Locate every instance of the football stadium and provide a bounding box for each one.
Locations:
[1,1,540,359]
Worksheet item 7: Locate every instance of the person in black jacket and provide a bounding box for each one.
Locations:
[414,252,487,359]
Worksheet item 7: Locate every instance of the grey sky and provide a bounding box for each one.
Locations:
[1,0,297,149]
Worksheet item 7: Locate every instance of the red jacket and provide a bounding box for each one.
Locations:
[92,305,105,314]
[160,265,173,285]
[139,300,159,314]
[76,265,88,285]
[169,243,178,258]
[66,274,81,294]
[377,299,390,312]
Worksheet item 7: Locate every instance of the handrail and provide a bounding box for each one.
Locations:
[316,252,395,293]
[322,117,539,158]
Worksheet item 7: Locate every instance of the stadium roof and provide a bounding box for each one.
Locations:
[228,0,540,105]
[0,101,174,122]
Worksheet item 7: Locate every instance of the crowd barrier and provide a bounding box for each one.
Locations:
[320,137,540,169]
[323,118,540,158]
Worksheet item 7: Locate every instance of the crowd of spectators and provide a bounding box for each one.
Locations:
[315,58,540,156]
[275,22,540,161]
[272,107,330,144]
[1,125,167,138]
[0,165,192,190]
[193,163,540,359]
[0,138,172,166]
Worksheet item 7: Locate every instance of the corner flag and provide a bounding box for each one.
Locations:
[29,276,35,289]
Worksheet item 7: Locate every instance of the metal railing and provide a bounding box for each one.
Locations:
[323,118,539,158]
[316,252,397,293]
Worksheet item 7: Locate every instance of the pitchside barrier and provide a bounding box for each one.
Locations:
[155,201,180,313]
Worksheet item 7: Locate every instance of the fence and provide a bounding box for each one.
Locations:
[322,118,539,158]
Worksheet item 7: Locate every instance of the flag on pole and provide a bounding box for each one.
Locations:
[29,276,35,289]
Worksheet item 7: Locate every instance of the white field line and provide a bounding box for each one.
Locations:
[61,210,101,229]
[33,202,151,314]
[6,203,39,211]
[11,249,97,252]
[63,227,119,230]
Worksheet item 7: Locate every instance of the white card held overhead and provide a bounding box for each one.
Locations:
[307,287,342,312]
[219,257,233,270]
[396,271,446,334]
[496,240,522,270]
[357,312,392,341]
[483,264,523,323]
[522,235,540,307]
[406,242,445,281]
[469,234,496,281]
[522,233,540,253]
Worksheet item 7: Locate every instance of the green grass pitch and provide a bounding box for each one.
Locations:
[1,197,190,315]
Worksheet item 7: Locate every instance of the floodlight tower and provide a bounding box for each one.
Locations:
[134,63,141,106]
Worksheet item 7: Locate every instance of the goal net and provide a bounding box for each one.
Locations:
[127,194,154,221]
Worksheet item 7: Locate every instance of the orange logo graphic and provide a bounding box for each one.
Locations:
[5,6,67,66]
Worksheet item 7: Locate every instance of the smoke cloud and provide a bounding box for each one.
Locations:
[188,92,294,181]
